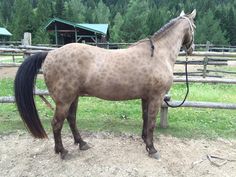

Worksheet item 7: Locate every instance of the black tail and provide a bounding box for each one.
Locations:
[14,52,48,138]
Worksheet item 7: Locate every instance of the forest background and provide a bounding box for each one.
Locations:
[0,0,236,45]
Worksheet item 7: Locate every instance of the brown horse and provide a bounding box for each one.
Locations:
[14,10,196,159]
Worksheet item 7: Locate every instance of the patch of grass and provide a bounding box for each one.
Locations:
[0,78,236,139]
[0,56,23,63]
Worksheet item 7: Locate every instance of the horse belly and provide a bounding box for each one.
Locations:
[84,78,145,101]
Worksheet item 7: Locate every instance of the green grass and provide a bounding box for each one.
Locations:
[0,78,236,139]
[0,55,24,63]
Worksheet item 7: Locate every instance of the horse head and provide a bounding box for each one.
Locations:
[180,9,196,55]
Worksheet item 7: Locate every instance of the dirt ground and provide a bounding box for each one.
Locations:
[0,67,18,78]
[0,132,236,177]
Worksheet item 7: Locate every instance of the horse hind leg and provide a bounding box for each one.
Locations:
[52,103,70,159]
[66,97,90,150]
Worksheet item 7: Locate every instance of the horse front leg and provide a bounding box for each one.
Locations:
[141,99,148,142]
[144,97,162,159]
[52,103,70,159]
[66,97,90,150]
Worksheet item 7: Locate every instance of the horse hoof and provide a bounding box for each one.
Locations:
[60,149,69,159]
[149,152,160,160]
[79,142,91,151]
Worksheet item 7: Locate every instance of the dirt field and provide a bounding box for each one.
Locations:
[0,132,236,177]
[0,67,18,78]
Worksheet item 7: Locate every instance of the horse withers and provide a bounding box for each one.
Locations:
[14,10,196,159]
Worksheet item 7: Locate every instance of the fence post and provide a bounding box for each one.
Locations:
[160,106,169,128]
[22,32,32,46]
[206,41,210,51]
[160,94,170,128]
[203,56,208,78]
[12,54,15,62]
[203,41,210,78]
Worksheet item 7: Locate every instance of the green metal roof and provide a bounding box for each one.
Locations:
[77,24,108,35]
[0,27,12,36]
[45,18,108,35]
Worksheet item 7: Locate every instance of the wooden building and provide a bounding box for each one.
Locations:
[0,27,12,41]
[45,18,109,45]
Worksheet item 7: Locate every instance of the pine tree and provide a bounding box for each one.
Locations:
[93,0,111,23]
[33,28,50,44]
[10,0,35,40]
[55,0,65,18]
[33,0,53,44]
[64,0,86,22]
[121,0,149,42]
[146,6,172,35]
[225,8,236,45]
[195,10,228,44]
[0,0,14,26]
[110,12,124,42]
[113,0,129,15]
[36,0,53,24]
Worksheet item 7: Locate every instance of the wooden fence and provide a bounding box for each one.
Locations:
[1,45,236,128]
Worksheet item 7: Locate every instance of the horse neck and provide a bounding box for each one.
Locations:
[153,21,187,67]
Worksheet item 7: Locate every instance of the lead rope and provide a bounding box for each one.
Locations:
[164,54,189,108]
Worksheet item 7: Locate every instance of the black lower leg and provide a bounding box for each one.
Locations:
[52,119,68,159]
[145,99,160,158]
[141,99,148,142]
[67,98,90,150]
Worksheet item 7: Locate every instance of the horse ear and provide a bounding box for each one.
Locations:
[188,9,197,19]
[180,10,185,16]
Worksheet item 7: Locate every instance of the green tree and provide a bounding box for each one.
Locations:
[195,10,228,45]
[113,0,129,15]
[146,6,172,35]
[82,0,96,23]
[121,0,149,42]
[225,8,236,45]
[10,0,35,40]
[36,0,53,24]
[110,12,124,42]
[55,0,65,18]
[93,0,111,23]
[33,0,52,44]
[0,0,14,26]
[64,0,86,22]
[33,28,50,44]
